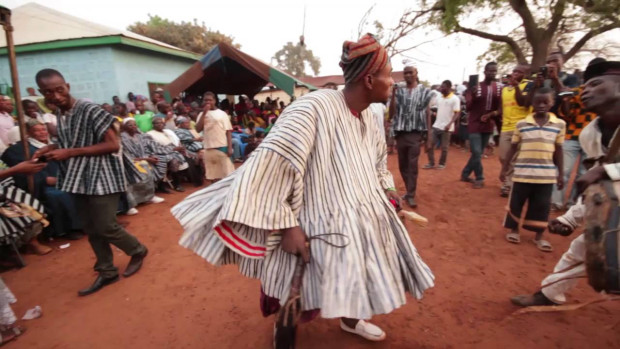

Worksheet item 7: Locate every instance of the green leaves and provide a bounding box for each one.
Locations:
[273,41,321,78]
[127,15,239,54]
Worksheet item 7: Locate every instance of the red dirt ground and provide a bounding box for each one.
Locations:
[3,148,620,349]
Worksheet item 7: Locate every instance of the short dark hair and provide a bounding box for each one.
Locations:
[442,80,452,88]
[534,87,554,97]
[21,99,37,108]
[587,57,606,67]
[156,101,168,113]
[35,69,64,84]
[484,62,497,70]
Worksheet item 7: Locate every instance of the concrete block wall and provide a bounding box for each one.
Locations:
[0,46,119,104]
[110,46,194,102]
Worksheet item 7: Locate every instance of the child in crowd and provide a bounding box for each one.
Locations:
[244,121,256,136]
[500,88,565,252]
[243,131,264,160]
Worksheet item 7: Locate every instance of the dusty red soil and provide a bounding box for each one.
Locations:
[3,147,620,348]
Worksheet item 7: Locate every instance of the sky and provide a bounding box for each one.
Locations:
[4,0,613,84]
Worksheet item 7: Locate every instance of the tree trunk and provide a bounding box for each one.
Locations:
[529,38,551,71]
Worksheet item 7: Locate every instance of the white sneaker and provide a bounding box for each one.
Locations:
[149,196,165,204]
[126,208,139,216]
[340,319,386,341]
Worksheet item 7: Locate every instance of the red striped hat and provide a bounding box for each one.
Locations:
[340,34,388,84]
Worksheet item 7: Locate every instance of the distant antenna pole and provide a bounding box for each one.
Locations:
[302,5,306,37]
[300,5,306,46]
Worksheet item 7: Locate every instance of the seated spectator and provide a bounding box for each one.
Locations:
[112,103,132,121]
[101,103,113,114]
[243,131,265,160]
[244,121,257,136]
[134,100,154,133]
[129,119,186,192]
[118,120,165,214]
[154,102,176,130]
[265,117,277,134]
[174,117,204,155]
[248,110,266,128]
[174,117,206,183]
[148,118,181,147]
[126,92,137,114]
[22,100,57,138]
[0,96,15,150]
[1,121,82,240]
[0,158,51,255]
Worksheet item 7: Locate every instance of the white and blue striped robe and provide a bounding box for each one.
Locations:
[172,89,434,320]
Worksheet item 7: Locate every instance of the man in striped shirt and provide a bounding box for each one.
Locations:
[389,66,433,208]
[500,87,565,252]
[34,69,148,297]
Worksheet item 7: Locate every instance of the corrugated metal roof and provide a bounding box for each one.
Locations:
[0,2,189,54]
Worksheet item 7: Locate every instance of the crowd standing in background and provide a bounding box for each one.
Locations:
[0,24,616,345]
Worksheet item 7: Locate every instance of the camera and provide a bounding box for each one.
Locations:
[539,66,548,78]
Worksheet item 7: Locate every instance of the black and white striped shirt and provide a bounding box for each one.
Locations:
[392,84,433,132]
[56,99,125,195]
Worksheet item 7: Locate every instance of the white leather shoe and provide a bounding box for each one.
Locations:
[149,196,165,204]
[126,208,139,216]
[340,319,386,341]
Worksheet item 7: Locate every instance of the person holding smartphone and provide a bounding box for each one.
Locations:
[461,62,502,188]
[34,69,148,296]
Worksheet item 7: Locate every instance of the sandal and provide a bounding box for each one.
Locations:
[532,239,553,252]
[0,325,26,346]
[505,232,520,244]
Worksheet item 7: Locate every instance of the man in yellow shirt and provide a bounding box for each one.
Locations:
[498,64,533,197]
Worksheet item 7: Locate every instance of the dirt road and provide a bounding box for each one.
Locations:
[4,148,620,348]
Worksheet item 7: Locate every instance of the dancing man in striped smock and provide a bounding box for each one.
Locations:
[172,34,434,342]
[34,69,148,296]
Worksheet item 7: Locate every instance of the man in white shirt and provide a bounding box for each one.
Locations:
[0,95,16,147]
[424,80,460,169]
[195,91,234,182]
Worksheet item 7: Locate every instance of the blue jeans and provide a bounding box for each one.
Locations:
[232,138,242,160]
[551,139,586,206]
[461,132,491,181]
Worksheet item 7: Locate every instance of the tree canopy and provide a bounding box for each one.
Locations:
[359,0,619,69]
[272,40,321,77]
[127,15,239,55]
[432,0,620,68]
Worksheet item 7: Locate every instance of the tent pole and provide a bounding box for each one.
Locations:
[2,8,34,193]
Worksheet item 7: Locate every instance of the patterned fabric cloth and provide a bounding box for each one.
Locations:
[121,132,186,181]
[174,128,204,153]
[340,33,388,84]
[0,278,17,326]
[172,89,434,320]
[467,81,502,134]
[558,86,595,141]
[391,85,433,132]
[0,172,47,246]
[511,113,566,184]
[55,100,126,195]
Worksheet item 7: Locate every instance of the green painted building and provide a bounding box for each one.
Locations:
[0,3,199,103]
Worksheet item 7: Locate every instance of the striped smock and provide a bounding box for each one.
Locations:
[512,113,566,184]
[56,100,126,195]
[172,89,434,320]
